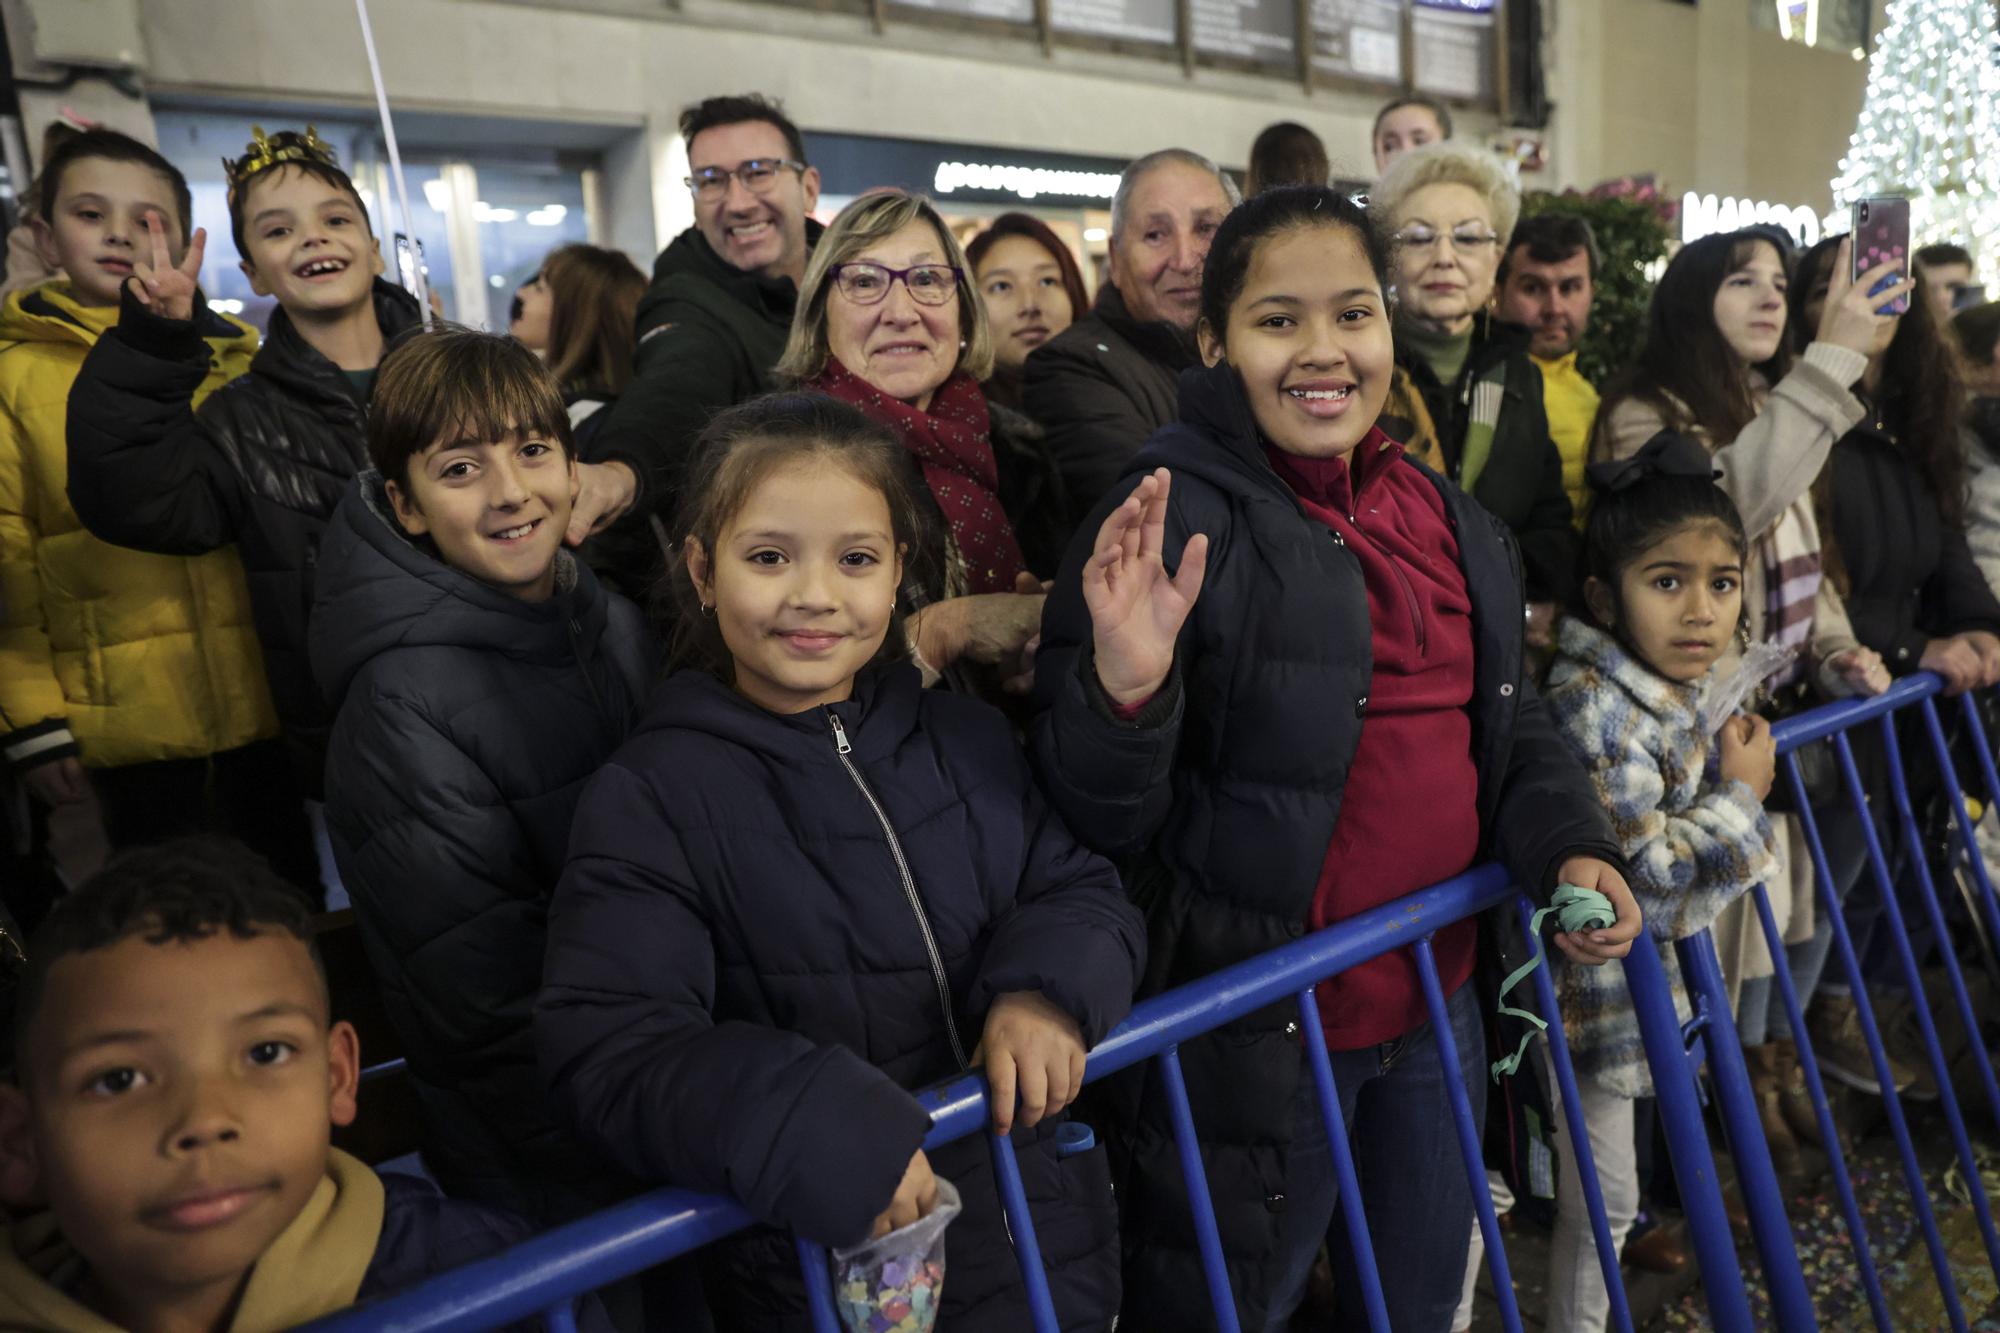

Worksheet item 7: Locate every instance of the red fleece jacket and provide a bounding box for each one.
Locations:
[1266,431,1482,1049]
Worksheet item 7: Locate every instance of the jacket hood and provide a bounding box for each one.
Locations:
[1130,362,1339,512]
[249,277,423,407]
[309,470,605,708]
[0,1149,385,1332]
[637,660,924,765]
[0,280,253,353]
[640,218,826,327]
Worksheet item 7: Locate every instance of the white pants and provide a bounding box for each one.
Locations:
[1451,1171,1514,1332]
[1546,1074,1641,1332]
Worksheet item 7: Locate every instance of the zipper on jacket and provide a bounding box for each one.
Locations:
[568,617,608,714]
[826,710,971,1070]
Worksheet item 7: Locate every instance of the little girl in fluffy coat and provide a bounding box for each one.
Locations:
[1542,433,1782,1332]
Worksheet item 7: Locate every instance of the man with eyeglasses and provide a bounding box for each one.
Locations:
[1023,148,1240,528]
[584,93,825,593]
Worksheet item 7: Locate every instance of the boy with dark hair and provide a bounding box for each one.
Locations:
[309,327,655,1224]
[62,127,424,811]
[585,92,824,593]
[0,837,586,1331]
[0,127,301,886]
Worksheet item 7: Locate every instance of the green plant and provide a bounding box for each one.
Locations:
[1519,188,1675,386]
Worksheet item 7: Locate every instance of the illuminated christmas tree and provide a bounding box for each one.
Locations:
[1829,0,2000,286]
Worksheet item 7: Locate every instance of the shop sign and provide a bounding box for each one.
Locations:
[1681,192,1824,247]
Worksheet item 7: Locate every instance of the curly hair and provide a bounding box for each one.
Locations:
[1370,141,1521,250]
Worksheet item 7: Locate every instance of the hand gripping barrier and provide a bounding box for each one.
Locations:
[301,673,2000,1332]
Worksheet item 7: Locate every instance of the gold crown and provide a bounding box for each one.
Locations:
[224,125,339,199]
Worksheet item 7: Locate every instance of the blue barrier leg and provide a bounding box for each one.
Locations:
[1751,785,1891,1333]
[1835,731,1972,1331]
[1938,695,2000,968]
[1412,938,1524,1333]
[1674,930,1815,1328]
[1294,987,1390,1333]
[1875,716,2000,1282]
[1517,893,1636,1333]
[1619,938,1756,1333]
[540,1301,579,1333]
[1157,1046,1242,1333]
[1914,702,2000,1137]
[986,1126,1063,1333]
[795,1237,843,1333]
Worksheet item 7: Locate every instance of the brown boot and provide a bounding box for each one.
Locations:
[1747,1042,1807,1183]
[1771,1039,1829,1150]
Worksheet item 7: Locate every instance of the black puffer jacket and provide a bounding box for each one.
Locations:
[537,663,1143,1332]
[311,475,657,1222]
[66,280,424,794]
[1021,284,1200,530]
[1825,409,2000,671]
[584,222,823,594]
[1388,314,1579,604]
[1029,364,1623,1331]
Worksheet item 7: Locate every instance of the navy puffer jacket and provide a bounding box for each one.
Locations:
[537,663,1143,1332]
[312,475,658,1223]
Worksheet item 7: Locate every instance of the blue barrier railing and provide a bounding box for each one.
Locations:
[303,672,2000,1333]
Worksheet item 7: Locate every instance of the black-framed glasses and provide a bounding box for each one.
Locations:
[685,158,806,199]
[1393,225,1502,255]
[829,262,963,306]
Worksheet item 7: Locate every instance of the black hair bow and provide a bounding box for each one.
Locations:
[1586,430,1721,495]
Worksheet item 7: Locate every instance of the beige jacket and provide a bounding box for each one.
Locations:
[1593,342,1870,995]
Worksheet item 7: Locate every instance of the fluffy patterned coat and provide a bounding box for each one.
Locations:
[1545,616,1778,1096]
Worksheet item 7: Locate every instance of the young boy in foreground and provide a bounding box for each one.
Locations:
[0,838,595,1332]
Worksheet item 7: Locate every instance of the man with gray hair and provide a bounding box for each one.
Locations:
[1024,148,1240,525]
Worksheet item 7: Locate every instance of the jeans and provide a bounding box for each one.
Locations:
[1261,981,1486,1333]
[1545,1070,1639,1333]
[1737,804,1874,1044]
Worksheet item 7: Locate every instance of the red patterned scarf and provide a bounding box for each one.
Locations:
[807,358,1027,594]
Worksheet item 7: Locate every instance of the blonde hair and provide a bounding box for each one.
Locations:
[1370,141,1521,249]
[777,190,995,385]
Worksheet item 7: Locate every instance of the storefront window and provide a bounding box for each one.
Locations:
[465,162,591,332]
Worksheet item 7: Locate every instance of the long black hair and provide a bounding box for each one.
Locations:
[1597,230,1794,446]
[1791,235,1969,528]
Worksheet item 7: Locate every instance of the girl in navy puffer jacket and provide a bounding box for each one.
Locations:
[536,393,1143,1332]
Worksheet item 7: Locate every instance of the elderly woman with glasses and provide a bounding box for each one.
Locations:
[779,190,1068,693]
[1374,143,1579,637]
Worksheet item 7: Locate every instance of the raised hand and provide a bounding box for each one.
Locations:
[1086,469,1208,706]
[126,211,204,323]
[1817,237,1917,358]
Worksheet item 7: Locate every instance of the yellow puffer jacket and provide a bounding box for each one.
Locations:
[0,281,277,771]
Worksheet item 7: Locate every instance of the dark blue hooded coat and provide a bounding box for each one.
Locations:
[536,662,1143,1331]
[311,474,657,1223]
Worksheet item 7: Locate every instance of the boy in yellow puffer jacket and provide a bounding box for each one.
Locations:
[0,130,312,891]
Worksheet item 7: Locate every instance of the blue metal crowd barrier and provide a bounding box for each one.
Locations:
[303,672,2000,1333]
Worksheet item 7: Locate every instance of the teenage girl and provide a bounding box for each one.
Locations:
[535,392,1141,1332]
[1029,184,1642,1333]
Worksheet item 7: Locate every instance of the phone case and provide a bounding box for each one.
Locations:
[1852,197,1911,316]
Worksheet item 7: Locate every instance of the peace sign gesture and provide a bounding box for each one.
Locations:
[127,210,205,322]
[1085,468,1209,706]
